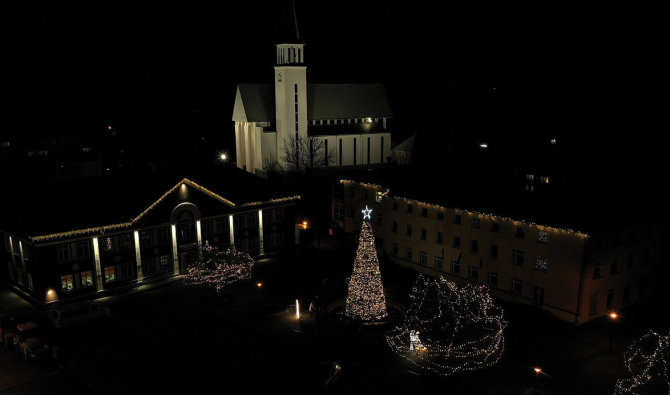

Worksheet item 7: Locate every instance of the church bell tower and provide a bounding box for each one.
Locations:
[274,43,307,167]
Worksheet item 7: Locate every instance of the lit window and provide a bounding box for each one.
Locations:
[534,256,548,272]
[375,191,383,203]
[540,176,550,184]
[104,266,116,282]
[526,174,535,181]
[102,237,113,253]
[61,274,74,291]
[80,271,94,287]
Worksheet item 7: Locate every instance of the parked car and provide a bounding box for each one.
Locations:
[48,301,110,328]
[14,322,50,360]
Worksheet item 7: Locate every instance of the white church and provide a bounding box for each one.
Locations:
[232,42,393,174]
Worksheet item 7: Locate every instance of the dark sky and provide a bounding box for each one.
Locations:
[2,1,667,164]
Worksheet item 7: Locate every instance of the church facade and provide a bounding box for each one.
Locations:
[232,43,393,174]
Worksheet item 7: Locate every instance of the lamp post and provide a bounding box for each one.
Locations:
[609,312,619,351]
[533,367,542,394]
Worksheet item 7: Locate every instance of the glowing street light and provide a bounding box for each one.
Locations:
[296,299,300,319]
[256,282,263,288]
[533,367,542,374]
[609,311,620,351]
[609,312,619,320]
[218,152,228,163]
[479,143,488,149]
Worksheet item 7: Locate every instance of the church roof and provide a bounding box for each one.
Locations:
[232,83,393,123]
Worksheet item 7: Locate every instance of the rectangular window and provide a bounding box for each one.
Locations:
[119,234,132,251]
[102,237,113,252]
[533,286,545,306]
[339,139,343,166]
[491,222,500,233]
[468,266,479,280]
[75,241,91,259]
[140,230,154,246]
[471,240,479,253]
[392,221,398,233]
[376,191,383,203]
[57,244,71,263]
[419,251,428,265]
[589,294,598,315]
[406,225,412,237]
[451,260,461,274]
[104,266,116,282]
[405,248,413,261]
[353,138,357,165]
[593,262,601,279]
[80,271,94,287]
[516,227,526,239]
[607,289,615,310]
[434,256,443,270]
[381,136,384,162]
[490,244,499,259]
[471,218,480,229]
[421,208,428,217]
[436,232,443,244]
[454,215,461,225]
[61,274,74,291]
[437,212,444,221]
[392,201,398,210]
[376,214,382,226]
[202,220,214,236]
[407,204,413,214]
[512,250,524,266]
[157,228,169,243]
[610,259,619,275]
[534,256,548,272]
[537,231,549,244]
[392,243,398,256]
[453,236,461,249]
[367,137,371,163]
[488,272,498,288]
[421,228,427,241]
[511,279,523,294]
[160,255,170,268]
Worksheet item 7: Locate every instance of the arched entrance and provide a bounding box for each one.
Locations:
[171,203,201,274]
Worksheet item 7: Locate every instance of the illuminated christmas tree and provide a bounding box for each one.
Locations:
[615,330,670,394]
[345,206,387,321]
[386,274,506,376]
[184,242,254,292]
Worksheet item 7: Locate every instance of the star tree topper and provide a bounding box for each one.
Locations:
[362,205,373,220]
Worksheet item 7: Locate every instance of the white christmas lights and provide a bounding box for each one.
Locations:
[386,274,507,376]
[184,242,254,292]
[614,330,670,394]
[345,218,387,321]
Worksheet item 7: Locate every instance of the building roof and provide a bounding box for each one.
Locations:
[1,166,299,242]
[232,83,393,123]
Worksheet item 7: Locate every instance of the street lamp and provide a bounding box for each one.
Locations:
[532,367,542,394]
[609,311,619,351]
[218,152,228,163]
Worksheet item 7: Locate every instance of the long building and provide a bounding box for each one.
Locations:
[1,174,299,304]
[335,179,658,324]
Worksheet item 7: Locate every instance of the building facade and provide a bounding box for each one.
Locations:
[335,180,658,324]
[232,43,393,175]
[1,178,299,304]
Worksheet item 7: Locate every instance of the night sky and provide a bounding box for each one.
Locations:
[2,1,667,170]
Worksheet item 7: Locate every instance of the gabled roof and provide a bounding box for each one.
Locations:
[232,83,393,123]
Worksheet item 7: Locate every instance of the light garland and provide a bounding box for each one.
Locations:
[386,274,507,376]
[184,242,254,292]
[345,217,387,321]
[339,179,588,238]
[614,330,670,394]
[30,178,300,242]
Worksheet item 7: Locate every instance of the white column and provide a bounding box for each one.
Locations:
[245,123,252,171]
[8,236,16,266]
[18,241,26,273]
[133,231,143,282]
[92,237,103,291]
[196,220,203,260]
[228,215,235,247]
[235,123,243,170]
[258,209,264,255]
[171,224,179,275]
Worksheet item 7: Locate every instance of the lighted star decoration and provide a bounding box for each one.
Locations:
[362,205,373,220]
[615,330,670,394]
[386,274,507,376]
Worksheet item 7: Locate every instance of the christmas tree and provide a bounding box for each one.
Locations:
[345,205,387,321]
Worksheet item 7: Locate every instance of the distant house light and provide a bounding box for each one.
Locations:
[479,143,488,149]
[526,174,535,181]
[550,138,557,144]
[540,176,550,184]
[82,147,91,153]
[38,150,48,156]
[1,141,10,148]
